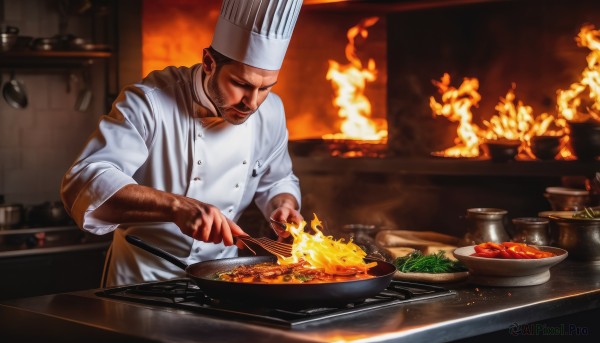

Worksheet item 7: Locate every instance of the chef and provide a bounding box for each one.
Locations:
[61,0,304,287]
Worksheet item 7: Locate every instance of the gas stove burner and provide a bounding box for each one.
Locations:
[97,279,456,328]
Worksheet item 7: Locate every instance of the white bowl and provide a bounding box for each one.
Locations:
[452,245,568,287]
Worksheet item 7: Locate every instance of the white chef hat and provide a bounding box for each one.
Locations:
[211,0,303,71]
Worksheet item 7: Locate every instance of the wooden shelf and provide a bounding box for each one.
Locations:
[291,156,600,177]
[0,50,112,69]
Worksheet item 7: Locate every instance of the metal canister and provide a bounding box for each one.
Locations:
[462,208,510,245]
[511,217,550,246]
[0,203,24,229]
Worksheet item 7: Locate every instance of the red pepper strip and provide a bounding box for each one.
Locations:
[471,241,555,259]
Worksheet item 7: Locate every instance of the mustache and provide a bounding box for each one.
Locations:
[233,103,255,114]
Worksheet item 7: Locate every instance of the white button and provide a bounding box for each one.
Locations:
[228,209,233,213]
[235,183,239,188]
[197,133,203,138]
[197,160,202,165]
[243,160,247,165]
[194,177,201,181]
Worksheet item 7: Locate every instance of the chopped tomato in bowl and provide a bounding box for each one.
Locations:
[472,242,556,259]
[452,244,568,286]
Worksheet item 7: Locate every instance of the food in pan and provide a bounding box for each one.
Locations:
[217,260,375,284]
[471,242,556,259]
[217,214,377,283]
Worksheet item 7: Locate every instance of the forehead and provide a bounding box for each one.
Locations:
[220,61,280,87]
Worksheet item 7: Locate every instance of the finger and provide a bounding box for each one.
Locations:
[208,220,222,244]
[189,216,203,240]
[221,218,235,246]
[199,216,213,242]
[274,229,291,238]
[208,213,223,244]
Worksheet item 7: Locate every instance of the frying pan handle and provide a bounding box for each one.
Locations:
[125,235,188,270]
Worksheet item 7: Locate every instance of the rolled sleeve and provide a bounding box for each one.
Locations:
[61,85,154,235]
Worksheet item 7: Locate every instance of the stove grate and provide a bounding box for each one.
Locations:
[97,279,456,328]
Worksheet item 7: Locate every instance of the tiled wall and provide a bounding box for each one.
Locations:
[1,0,106,205]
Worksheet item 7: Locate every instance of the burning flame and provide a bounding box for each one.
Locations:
[429,73,483,158]
[430,74,565,158]
[277,214,376,275]
[557,24,600,122]
[323,17,388,142]
[557,24,600,121]
[483,85,565,158]
[430,24,600,160]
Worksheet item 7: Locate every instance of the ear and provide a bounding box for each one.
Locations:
[202,49,215,75]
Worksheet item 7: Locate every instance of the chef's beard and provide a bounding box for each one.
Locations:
[206,69,256,125]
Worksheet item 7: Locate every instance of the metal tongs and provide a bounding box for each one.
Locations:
[269,217,288,233]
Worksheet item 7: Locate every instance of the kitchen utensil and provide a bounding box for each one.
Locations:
[125,235,396,307]
[530,135,563,160]
[480,139,521,162]
[0,203,24,229]
[511,217,550,245]
[0,25,19,52]
[269,217,287,231]
[548,211,600,261]
[26,201,70,227]
[544,187,590,211]
[236,235,292,257]
[462,208,510,245]
[453,245,567,287]
[75,69,92,112]
[2,70,28,109]
[0,33,17,52]
[31,37,59,51]
[567,120,600,161]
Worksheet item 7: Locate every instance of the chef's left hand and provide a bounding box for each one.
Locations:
[270,209,302,242]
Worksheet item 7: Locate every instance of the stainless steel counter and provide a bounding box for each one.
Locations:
[1,259,599,343]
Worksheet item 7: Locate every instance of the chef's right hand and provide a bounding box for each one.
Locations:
[172,197,246,246]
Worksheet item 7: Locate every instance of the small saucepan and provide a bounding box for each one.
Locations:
[126,235,396,307]
[0,203,24,229]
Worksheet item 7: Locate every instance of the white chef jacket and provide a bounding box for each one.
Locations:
[61,64,301,287]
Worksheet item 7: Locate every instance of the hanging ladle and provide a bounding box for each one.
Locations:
[75,68,92,112]
[2,70,28,109]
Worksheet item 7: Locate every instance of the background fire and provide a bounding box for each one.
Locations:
[429,24,600,160]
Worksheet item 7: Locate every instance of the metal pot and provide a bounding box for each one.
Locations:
[548,213,600,261]
[27,201,70,227]
[0,204,24,229]
[462,208,511,245]
[0,25,19,52]
[511,217,550,246]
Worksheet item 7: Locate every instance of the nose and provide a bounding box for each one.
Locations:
[242,88,259,112]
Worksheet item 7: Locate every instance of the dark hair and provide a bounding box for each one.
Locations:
[206,46,234,68]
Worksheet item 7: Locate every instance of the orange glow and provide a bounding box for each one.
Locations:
[323,17,388,143]
[431,24,600,160]
[483,85,565,158]
[430,75,564,159]
[429,73,483,158]
[142,0,219,77]
[277,214,376,275]
[557,24,600,122]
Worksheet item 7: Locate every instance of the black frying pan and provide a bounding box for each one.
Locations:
[126,235,396,307]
